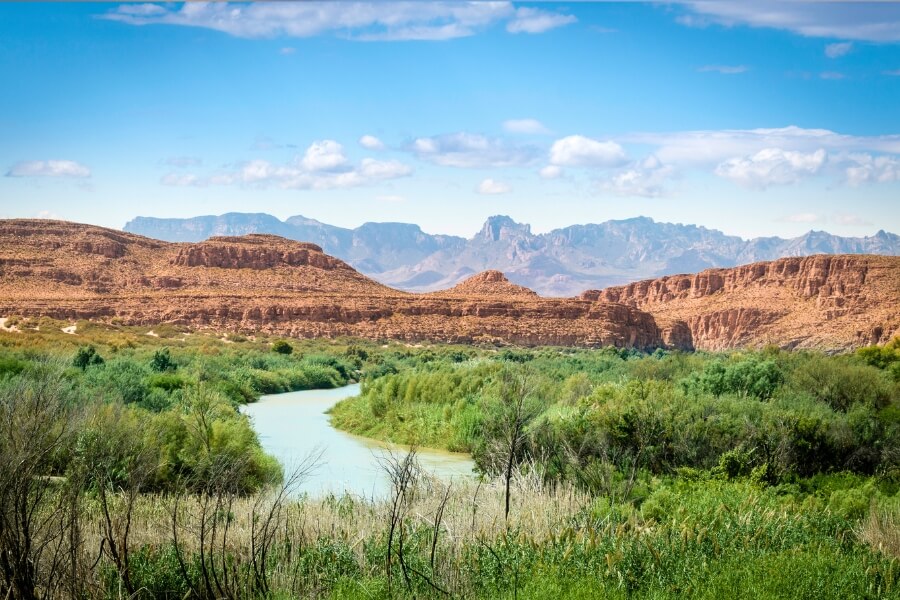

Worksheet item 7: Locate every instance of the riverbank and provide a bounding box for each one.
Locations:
[242,383,475,497]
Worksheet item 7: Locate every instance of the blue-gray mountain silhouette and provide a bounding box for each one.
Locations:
[124,213,899,296]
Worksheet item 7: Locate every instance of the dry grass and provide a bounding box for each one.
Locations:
[859,503,900,559]
[80,474,589,555]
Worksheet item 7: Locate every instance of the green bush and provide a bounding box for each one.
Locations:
[272,339,293,355]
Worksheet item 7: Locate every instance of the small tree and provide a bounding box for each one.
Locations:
[150,348,176,372]
[72,345,103,371]
[272,340,293,355]
[481,366,542,521]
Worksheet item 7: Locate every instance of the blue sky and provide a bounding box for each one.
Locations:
[1,1,899,238]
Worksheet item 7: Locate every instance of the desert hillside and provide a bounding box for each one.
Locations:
[582,255,900,350]
[1,220,896,351]
[0,220,661,349]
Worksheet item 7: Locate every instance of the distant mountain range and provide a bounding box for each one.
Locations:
[124,213,900,296]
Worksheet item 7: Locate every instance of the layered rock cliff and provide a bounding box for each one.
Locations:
[581,255,900,351]
[0,220,665,349]
[3,220,896,351]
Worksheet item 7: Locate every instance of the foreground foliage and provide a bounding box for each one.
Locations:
[0,321,897,598]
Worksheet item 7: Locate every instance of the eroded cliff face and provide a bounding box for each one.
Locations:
[2,220,894,351]
[0,220,667,350]
[581,255,900,351]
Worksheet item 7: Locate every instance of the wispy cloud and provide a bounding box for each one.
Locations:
[102,2,575,41]
[476,178,511,194]
[600,155,675,197]
[825,42,853,58]
[779,212,824,224]
[697,64,748,75]
[820,71,845,80]
[6,160,91,178]
[506,7,576,34]
[833,213,873,226]
[623,126,900,167]
[538,165,563,179]
[503,118,551,135]
[676,1,900,42]
[161,139,411,190]
[160,173,201,187]
[409,133,537,168]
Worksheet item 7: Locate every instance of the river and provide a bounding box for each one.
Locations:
[241,383,475,497]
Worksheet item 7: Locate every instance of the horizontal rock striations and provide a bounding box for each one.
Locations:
[0,220,667,349]
[581,255,900,351]
[3,220,896,351]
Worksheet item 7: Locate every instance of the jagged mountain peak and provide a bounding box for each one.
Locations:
[124,212,900,296]
[477,215,532,242]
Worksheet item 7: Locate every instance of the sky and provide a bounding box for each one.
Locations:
[1,1,899,239]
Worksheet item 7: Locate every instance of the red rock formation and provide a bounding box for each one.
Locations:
[581,255,900,350]
[2,220,894,351]
[0,220,666,350]
[433,270,538,298]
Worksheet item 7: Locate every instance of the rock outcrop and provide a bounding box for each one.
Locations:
[2,220,896,351]
[0,220,667,349]
[581,255,900,351]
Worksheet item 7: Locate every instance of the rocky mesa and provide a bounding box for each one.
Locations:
[581,255,900,351]
[0,220,664,349]
[1,220,896,351]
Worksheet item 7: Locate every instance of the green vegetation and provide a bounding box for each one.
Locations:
[0,319,898,599]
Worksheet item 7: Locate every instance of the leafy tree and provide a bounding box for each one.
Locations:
[73,345,104,370]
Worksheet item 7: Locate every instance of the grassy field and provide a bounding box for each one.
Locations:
[0,318,898,598]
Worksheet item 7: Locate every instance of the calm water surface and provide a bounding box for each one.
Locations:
[241,384,475,497]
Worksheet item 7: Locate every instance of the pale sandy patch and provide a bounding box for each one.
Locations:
[0,317,20,333]
[61,324,77,335]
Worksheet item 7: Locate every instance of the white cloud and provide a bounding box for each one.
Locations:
[410,132,536,168]
[36,209,63,220]
[103,2,574,41]
[697,65,748,74]
[161,139,411,190]
[780,213,824,224]
[677,1,900,42]
[539,165,563,179]
[549,135,627,168]
[714,148,827,189]
[476,178,511,194]
[6,160,91,178]
[506,7,576,34]
[625,126,900,167]
[300,140,348,171]
[503,118,551,135]
[885,69,900,77]
[844,154,900,186]
[600,155,674,197]
[279,46,296,55]
[359,135,386,150]
[820,71,845,80]
[825,42,853,58]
